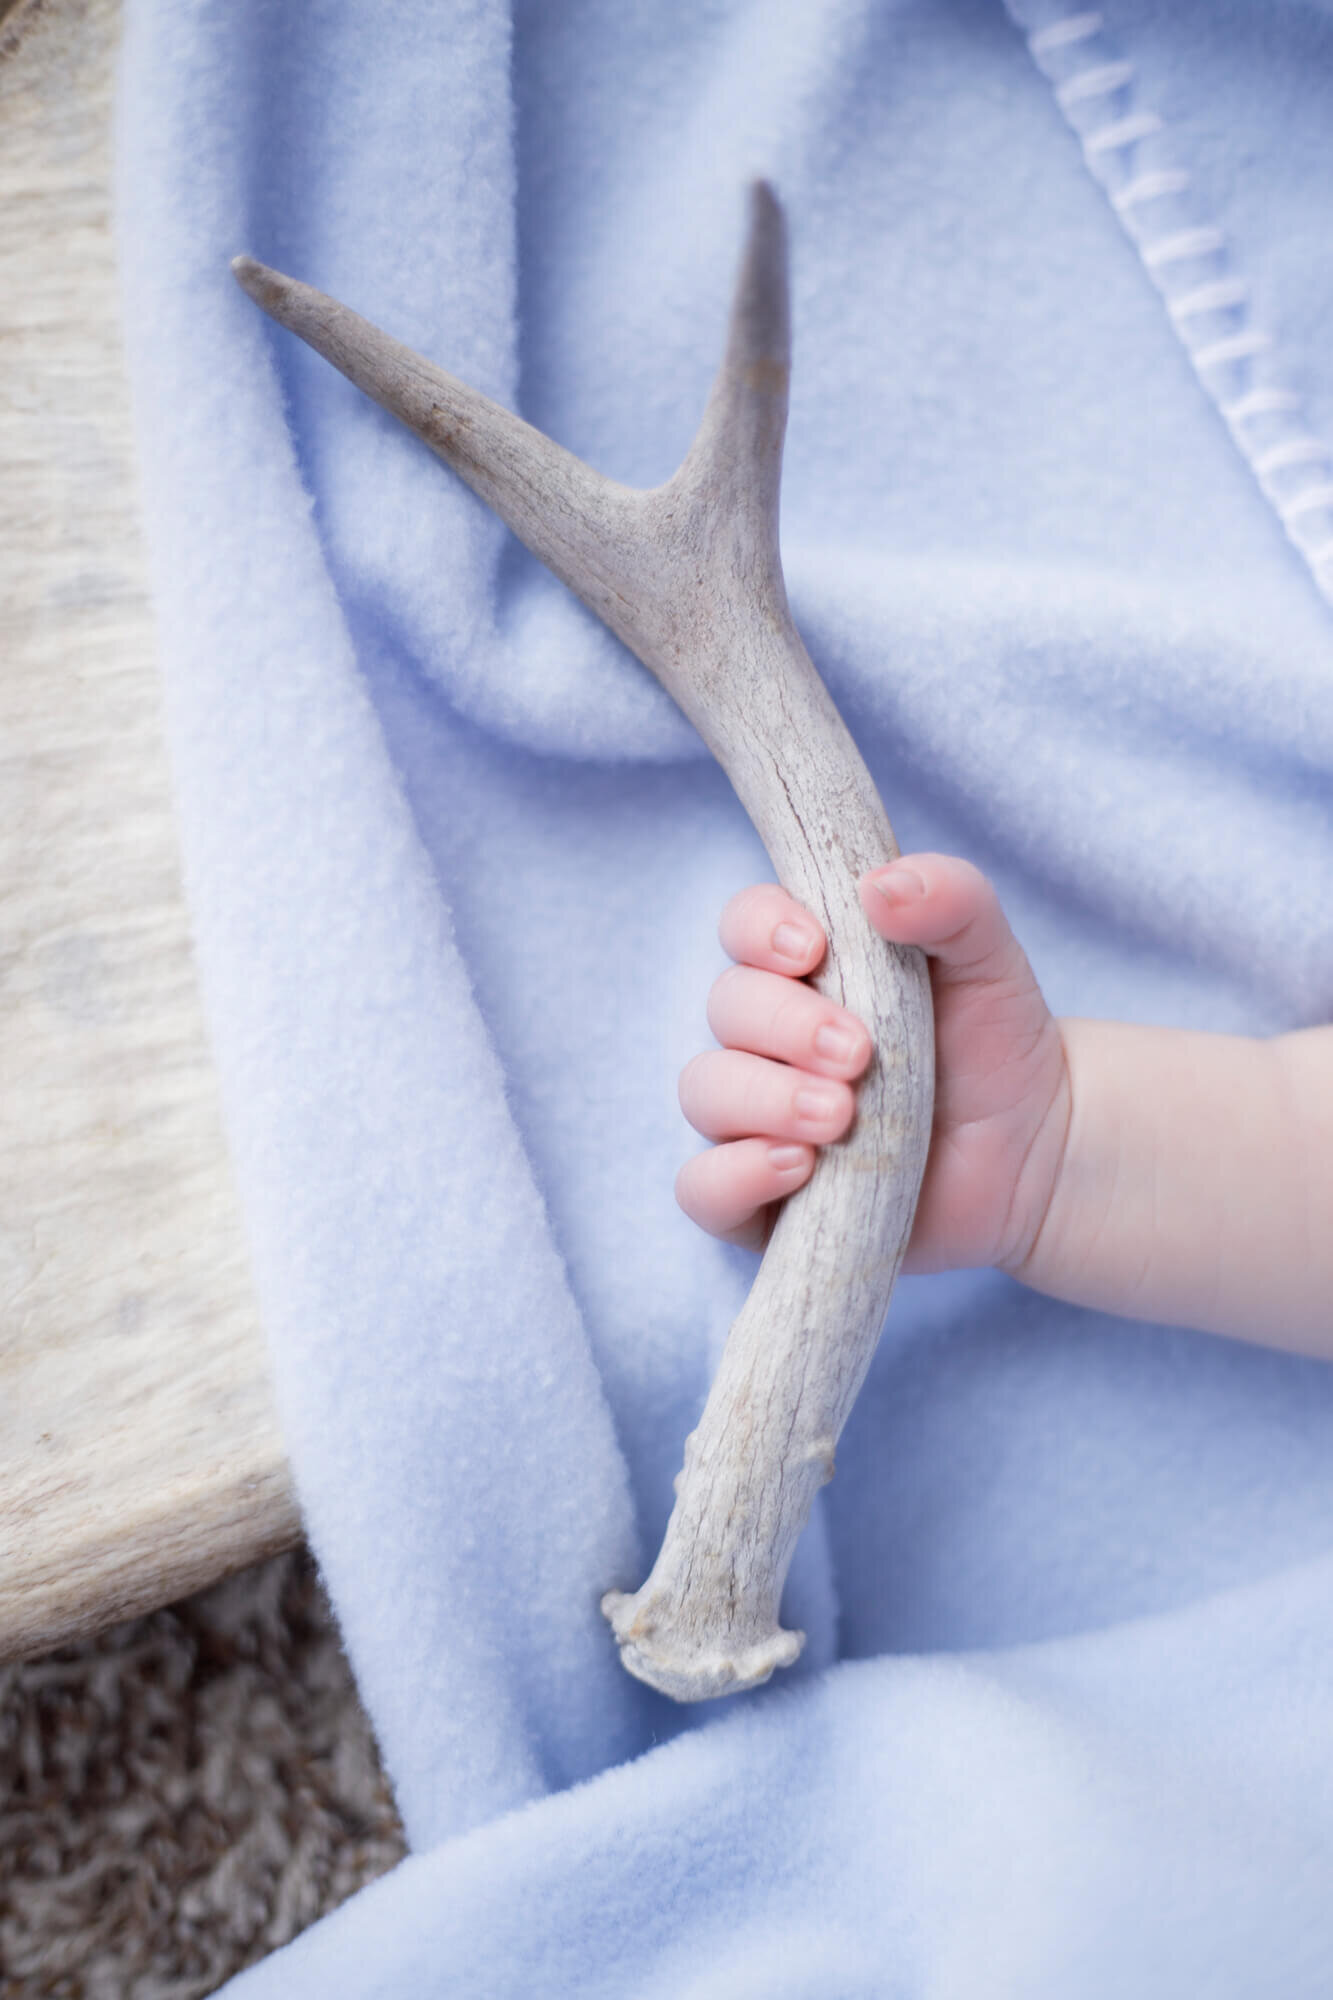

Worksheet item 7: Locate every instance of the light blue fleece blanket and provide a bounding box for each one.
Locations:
[115,0,1333,1990]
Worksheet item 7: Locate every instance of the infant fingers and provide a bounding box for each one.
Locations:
[675,1137,816,1250]
[679,1047,857,1144]
[859,853,1030,990]
[707,965,871,1079]
[717,882,826,975]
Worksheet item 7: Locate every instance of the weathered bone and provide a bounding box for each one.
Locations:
[232,183,934,1701]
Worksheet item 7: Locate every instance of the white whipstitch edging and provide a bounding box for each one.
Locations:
[1005,3,1333,608]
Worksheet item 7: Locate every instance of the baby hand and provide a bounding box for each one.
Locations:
[676,854,1071,1273]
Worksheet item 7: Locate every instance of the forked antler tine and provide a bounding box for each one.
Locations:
[669,180,789,569]
[229,250,646,638]
[234,184,934,1702]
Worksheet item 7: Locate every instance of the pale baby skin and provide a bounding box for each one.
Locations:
[676,855,1333,1358]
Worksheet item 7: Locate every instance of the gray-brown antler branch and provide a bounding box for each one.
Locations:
[233,183,934,1701]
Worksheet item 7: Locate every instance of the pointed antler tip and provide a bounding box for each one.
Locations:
[742,181,787,285]
[745,180,786,246]
[230,254,291,317]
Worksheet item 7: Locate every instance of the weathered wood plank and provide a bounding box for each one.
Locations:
[0,0,300,1661]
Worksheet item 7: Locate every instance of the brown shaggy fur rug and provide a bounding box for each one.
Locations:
[0,1551,406,1997]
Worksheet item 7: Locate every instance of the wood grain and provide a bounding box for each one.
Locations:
[0,0,300,1662]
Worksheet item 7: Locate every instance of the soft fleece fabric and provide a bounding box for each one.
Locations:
[115,1,1333,1991]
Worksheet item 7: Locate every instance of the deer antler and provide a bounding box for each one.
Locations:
[232,184,934,1701]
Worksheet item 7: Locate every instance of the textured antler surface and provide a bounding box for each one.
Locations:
[233,184,934,1700]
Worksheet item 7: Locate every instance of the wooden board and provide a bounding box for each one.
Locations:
[0,0,301,1661]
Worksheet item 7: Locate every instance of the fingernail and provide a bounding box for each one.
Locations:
[868,863,926,906]
[813,1022,860,1066]
[767,1144,809,1172]
[772,921,816,963]
[795,1084,843,1126]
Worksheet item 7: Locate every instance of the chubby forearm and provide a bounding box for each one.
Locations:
[1008,1020,1333,1355]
